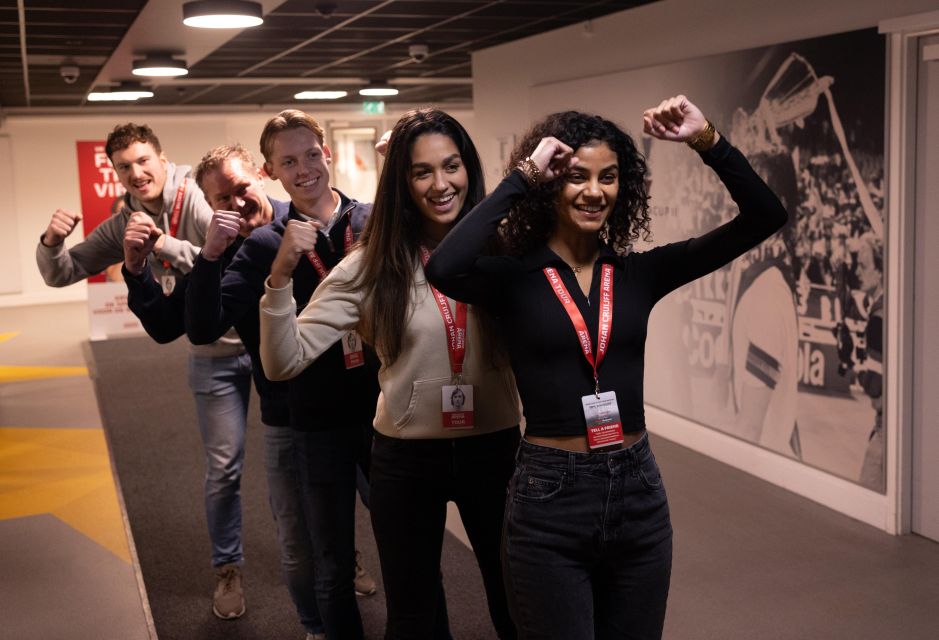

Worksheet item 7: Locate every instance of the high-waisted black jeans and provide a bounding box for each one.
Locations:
[370,427,520,640]
[502,433,672,640]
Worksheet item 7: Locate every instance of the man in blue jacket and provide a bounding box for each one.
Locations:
[186,110,379,640]
[123,143,329,638]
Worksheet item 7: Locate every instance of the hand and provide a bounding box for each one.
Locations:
[642,95,712,144]
[270,219,322,287]
[527,137,577,182]
[202,210,246,261]
[42,209,82,247]
[123,213,163,276]
[375,130,392,157]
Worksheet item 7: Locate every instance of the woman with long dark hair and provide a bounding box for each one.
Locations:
[425,96,788,638]
[259,108,520,639]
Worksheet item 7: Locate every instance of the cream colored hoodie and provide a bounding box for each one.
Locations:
[259,248,520,439]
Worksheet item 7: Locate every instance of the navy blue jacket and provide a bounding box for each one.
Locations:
[124,197,291,426]
[186,190,379,431]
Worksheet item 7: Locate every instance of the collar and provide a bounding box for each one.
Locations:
[520,240,621,272]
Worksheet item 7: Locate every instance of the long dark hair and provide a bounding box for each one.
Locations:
[502,111,650,255]
[351,108,485,365]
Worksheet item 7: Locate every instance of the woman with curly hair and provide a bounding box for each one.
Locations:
[425,95,787,638]
[259,108,520,639]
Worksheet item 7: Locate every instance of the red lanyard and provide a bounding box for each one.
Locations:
[543,263,614,395]
[161,178,188,269]
[419,246,468,379]
[305,221,354,280]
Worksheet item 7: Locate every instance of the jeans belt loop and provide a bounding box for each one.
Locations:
[568,451,576,482]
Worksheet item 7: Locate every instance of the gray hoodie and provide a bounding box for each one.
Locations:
[36,162,243,357]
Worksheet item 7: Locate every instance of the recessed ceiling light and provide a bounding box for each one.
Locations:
[88,83,155,102]
[359,81,398,97]
[182,0,263,29]
[132,55,189,77]
[295,90,349,100]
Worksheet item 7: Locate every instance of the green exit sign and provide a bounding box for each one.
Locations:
[362,101,385,114]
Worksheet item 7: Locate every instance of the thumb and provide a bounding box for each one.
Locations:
[74,212,83,223]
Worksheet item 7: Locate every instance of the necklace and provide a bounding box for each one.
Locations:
[568,255,597,274]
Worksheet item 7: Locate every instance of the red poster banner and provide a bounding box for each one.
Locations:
[75,141,126,282]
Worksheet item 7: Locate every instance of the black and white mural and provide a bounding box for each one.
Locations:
[640,29,886,491]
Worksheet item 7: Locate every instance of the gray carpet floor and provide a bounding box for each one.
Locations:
[86,335,939,640]
[87,335,496,640]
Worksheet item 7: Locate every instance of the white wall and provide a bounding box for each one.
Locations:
[0,106,473,308]
[470,0,939,532]
[472,0,939,185]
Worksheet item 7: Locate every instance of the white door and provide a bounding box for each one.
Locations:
[911,33,939,543]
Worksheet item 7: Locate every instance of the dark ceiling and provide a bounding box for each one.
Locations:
[0,0,656,111]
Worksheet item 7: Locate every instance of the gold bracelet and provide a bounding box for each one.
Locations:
[686,121,716,152]
[516,157,541,186]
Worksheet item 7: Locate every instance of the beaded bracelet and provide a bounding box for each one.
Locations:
[516,156,541,186]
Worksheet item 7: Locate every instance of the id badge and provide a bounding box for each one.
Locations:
[582,390,625,449]
[160,274,176,296]
[341,330,365,369]
[442,384,474,429]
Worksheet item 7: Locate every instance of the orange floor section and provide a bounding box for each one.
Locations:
[0,426,131,563]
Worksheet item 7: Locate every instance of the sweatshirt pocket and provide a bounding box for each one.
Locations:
[393,376,451,432]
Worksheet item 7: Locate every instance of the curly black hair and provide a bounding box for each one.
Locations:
[502,111,650,256]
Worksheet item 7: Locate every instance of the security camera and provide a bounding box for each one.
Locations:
[408,44,429,63]
[60,65,80,85]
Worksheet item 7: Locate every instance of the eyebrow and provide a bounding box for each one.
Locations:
[411,153,462,170]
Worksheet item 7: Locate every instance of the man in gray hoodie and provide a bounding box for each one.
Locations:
[36,123,254,621]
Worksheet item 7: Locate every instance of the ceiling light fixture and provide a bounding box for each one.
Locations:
[132,55,189,77]
[182,0,263,29]
[359,81,398,97]
[294,90,349,100]
[87,82,154,102]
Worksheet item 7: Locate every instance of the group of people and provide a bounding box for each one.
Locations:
[38,94,787,640]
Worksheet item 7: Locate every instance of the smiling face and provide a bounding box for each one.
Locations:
[554,140,619,239]
[407,132,468,241]
[110,141,168,211]
[264,126,332,213]
[200,157,272,234]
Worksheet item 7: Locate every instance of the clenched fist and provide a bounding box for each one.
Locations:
[202,210,246,262]
[42,209,82,247]
[269,219,322,288]
[123,213,163,276]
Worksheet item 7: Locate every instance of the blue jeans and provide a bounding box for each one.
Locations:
[188,352,252,567]
[293,423,373,640]
[370,428,519,640]
[265,424,325,636]
[503,434,672,640]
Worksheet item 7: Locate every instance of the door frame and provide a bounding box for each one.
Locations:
[879,9,939,534]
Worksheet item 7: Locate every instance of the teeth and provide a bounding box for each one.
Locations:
[431,194,455,204]
[298,178,317,187]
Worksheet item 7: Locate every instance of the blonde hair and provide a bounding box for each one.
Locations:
[194,144,258,191]
[259,109,325,163]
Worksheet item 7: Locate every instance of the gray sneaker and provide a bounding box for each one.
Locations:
[353,550,377,596]
[213,563,246,619]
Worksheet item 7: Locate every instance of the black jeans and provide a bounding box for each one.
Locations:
[293,423,373,640]
[503,434,672,640]
[370,427,520,640]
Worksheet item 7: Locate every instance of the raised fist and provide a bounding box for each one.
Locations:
[123,213,163,276]
[42,209,82,247]
[202,210,246,261]
[270,219,322,288]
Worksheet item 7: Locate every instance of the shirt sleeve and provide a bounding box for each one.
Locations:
[35,218,125,287]
[643,138,789,301]
[123,261,186,344]
[155,186,211,274]
[424,170,529,307]
[186,238,271,345]
[259,257,363,381]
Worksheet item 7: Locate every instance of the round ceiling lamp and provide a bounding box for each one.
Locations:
[132,55,189,77]
[359,81,398,97]
[88,82,154,102]
[182,0,264,29]
[295,90,349,100]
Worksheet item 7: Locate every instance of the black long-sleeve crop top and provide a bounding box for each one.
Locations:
[425,137,788,438]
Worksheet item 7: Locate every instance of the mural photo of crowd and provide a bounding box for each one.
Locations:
[642,28,886,492]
